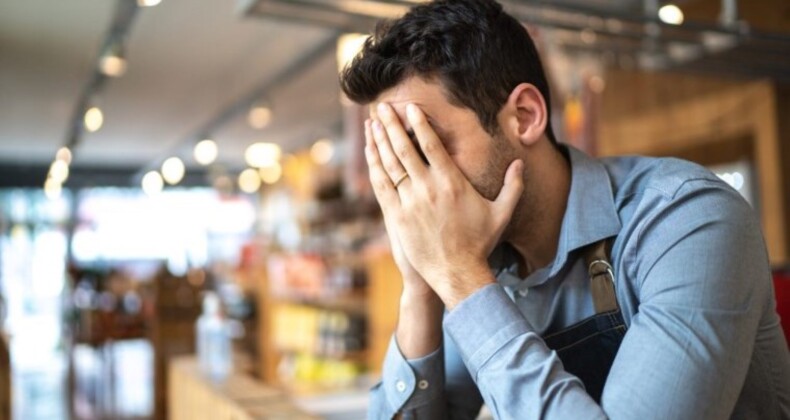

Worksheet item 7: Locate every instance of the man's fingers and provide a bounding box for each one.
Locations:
[371,119,410,188]
[493,159,524,223]
[365,119,401,210]
[405,104,457,175]
[377,103,427,178]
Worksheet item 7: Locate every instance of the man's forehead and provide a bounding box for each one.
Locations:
[367,101,413,118]
[367,102,415,135]
[371,78,448,110]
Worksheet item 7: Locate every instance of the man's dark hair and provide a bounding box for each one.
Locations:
[340,0,556,143]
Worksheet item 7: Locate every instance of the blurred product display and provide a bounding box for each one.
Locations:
[245,182,399,395]
[66,265,149,347]
[196,292,232,383]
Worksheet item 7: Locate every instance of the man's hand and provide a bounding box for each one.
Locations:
[364,102,524,309]
[365,119,436,300]
[364,117,443,360]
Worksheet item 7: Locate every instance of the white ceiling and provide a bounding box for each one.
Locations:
[3,0,786,183]
[0,0,341,172]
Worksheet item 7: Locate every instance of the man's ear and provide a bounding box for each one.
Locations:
[499,83,548,147]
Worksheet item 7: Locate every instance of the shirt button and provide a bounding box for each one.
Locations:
[518,288,529,298]
[418,380,429,390]
[395,380,406,392]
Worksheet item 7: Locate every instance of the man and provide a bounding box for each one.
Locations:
[339,0,790,418]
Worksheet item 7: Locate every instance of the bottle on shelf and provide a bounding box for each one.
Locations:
[196,292,232,382]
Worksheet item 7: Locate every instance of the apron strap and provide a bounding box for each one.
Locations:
[583,239,619,314]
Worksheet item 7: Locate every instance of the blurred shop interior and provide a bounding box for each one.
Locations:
[0,0,789,419]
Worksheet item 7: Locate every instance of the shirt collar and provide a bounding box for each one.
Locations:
[492,144,622,284]
[548,145,622,277]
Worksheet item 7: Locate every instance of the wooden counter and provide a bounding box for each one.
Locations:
[168,356,319,420]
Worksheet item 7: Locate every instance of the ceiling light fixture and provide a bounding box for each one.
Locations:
[238,168,262,193]
[84,106,104,132]
[137,0,162,7]
[259,162,282,185]
[99,42,127,77]
[248,102,273,129]
[49,160,70,184]
[161,157,185,185]
[245,142,281,168]
[658,4,684,25]
[55,147,72,165]
[142,171,164,195]
[194,139,218,165]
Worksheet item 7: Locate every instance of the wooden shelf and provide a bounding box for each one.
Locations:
[243,248,402,388]
[270,291,368,314]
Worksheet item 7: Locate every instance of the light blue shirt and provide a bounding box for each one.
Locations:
[369,146,790,419]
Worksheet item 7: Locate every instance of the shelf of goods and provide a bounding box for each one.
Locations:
[243,247,401,395]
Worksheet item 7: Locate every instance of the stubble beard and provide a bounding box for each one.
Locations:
[470,132,529,242]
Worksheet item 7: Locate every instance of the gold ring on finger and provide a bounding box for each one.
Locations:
[393,173,410,189]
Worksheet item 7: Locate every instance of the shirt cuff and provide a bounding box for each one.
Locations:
[444,284,533,380]
[381,335,445,411]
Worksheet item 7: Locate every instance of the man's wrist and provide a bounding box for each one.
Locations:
[400,286,443,313]
[397,285,444,359]
[437,262,496,311]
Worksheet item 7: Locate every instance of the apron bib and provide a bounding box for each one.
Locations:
[542,240,626,403]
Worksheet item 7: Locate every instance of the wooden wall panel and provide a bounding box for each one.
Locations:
[681,0,790,33]
[600,69,741,122]
[599,70,788,265]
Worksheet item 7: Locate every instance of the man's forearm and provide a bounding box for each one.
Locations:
[396,285,444,359]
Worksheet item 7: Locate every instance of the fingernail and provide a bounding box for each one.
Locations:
[372,120,382,133]
[377,102,388,114]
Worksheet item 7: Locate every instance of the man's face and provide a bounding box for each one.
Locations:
[370,76,519,202]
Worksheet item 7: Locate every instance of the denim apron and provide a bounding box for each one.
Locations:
[542,239,626,403]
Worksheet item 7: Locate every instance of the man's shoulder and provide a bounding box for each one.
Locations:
[599,154,726,202]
